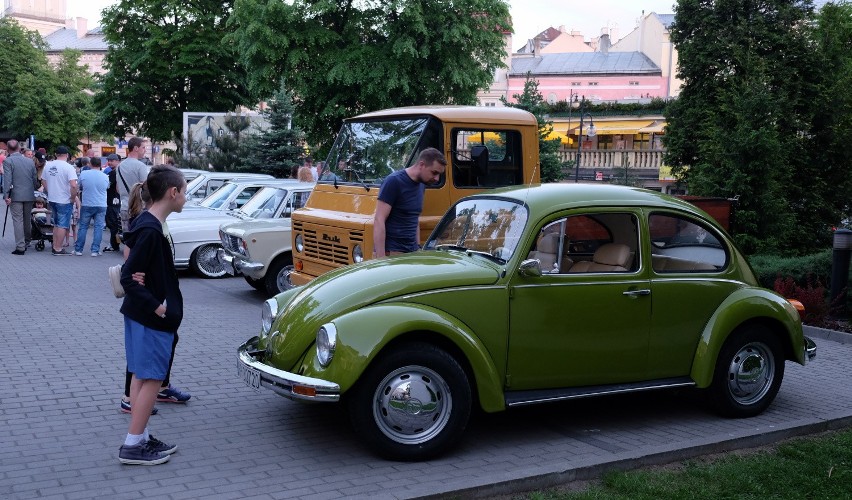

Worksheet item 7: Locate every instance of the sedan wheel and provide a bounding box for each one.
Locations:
[264,255,294,296]
[709,325,784,418]
[348,342,471,461]
[191,244,228,279]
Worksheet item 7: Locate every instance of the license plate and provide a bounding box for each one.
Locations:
[237,361,261,391]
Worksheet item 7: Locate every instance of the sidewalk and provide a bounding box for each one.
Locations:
[0,226,851,500]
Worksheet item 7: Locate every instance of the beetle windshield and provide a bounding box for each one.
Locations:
[321,117,440,186]
[237,187,287,219]
[425,198,528,262]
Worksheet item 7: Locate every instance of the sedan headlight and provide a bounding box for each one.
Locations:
[261,298,278,335]
[316,323,337,367]
[295,234,304,253]
[352,244,364,263]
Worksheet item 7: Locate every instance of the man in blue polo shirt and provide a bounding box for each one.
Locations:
[373,147,446,257]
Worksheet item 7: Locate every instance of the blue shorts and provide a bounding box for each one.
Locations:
[124,317,173,381]
[49,202,72,229]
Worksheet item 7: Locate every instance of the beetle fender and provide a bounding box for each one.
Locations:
[690,287,804,387]
[299,302,506,412]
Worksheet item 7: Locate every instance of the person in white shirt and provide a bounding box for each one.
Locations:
[42,145,78,255]
[74,157,110,256]
[116,137,150,233]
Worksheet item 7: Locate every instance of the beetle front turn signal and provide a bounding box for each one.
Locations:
[787,299,805,313]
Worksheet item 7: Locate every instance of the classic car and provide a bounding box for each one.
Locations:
[168,181,314,278]
[184,172,274,202]
[218,185,314,296]
[177,178,289,215]
[237,183,816,460]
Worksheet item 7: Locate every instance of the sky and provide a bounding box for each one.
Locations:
[67,0,678,43]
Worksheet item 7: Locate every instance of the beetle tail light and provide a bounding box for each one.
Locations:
[787,299,805,313]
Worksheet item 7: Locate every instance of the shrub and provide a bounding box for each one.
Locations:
[773,275,829,324]
[749,250,833,289]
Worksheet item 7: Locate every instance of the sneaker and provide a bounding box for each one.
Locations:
[92,251,101,257]
[52,248,72,256]
[120,399,158,415]
[146,435,177,455]
[103,247,116,252]
[118,442,170,465]
[11,249,25,255]
[73,251,83,256]
[157,385,191,403]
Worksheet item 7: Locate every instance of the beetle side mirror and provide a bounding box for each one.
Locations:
[519,259,542,278]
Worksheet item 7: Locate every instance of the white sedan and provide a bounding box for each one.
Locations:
[167,182,315,278]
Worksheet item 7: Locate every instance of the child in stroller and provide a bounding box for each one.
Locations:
[31,192,53,251]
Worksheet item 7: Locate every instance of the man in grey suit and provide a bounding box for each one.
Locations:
[2,140,39,255]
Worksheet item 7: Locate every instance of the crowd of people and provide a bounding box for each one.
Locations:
[2,137,192,466]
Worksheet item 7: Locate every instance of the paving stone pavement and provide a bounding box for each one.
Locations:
[1,224,851,500]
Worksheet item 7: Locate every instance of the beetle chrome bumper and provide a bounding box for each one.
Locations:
[237,336,340,402]
[804,336,817,364]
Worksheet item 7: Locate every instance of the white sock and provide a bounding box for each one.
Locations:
[143,428,149,441]
[124,433,144,446]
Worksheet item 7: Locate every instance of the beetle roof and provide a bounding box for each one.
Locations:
[482,183,713,222]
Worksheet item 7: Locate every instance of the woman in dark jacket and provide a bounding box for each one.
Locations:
[117,165,187,466]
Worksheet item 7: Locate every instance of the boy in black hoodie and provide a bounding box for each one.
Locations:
[118,165,186,465]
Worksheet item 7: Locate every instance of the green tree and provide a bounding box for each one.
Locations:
[241,84,305,178]
[665,0,814,254]
[501,75,565,182]
[7,50,95,151]
[0,18,49,132]
[94,0,251,142]
[228,0,511,149]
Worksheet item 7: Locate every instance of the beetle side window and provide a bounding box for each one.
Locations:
[648,213,728,272]
[528,213,639,273]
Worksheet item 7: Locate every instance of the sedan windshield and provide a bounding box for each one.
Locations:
[425,198,528,262]
[321,117,435,186]
[198,183,239,209]
[237,187,287,219]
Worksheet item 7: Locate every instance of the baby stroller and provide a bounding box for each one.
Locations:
[31,191,53,251]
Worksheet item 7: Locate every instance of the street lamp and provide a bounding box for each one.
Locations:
[574,104,596,183]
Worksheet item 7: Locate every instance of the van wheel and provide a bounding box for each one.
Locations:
[264,255,294,296]
[190,244,228,278]
[348,342,471,461]
[709,325,784,418]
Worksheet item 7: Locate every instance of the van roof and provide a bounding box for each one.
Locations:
[352,106,537,126]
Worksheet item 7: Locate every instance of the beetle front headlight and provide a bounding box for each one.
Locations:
[295,234,304,253]
[261,298,278,335]
[352,244,364,263]
[316,323,337,367]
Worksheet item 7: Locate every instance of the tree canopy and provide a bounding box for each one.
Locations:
[94,0,251,142]
[228,0,512,149]
[663,0,849,254]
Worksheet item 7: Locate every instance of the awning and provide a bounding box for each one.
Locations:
[544,130,573,145]
[639,121,667,134]
[563,119,653,135]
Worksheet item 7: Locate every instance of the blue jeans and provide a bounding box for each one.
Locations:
[75,205,107,254]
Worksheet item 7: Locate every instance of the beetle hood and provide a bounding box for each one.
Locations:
[266,251,501,369]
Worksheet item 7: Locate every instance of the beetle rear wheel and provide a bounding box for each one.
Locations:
[709,325,785,418]
[190,244,228,278]
[348,342,471,461]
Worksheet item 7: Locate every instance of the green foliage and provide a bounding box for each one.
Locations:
[748,250,836,289]
[0,18,47,131]
[240,84,305,178]
[228,0,511,149]
[518,428,852,499]
[95,0,251,142]
[609,153,643,187]
[665,0,851,255]
[501,75,564,182]
[5,50,95,150]
[545,97,668,117]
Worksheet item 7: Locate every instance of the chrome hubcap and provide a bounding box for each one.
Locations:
[372,365,452,445]
[727,342,774,405]
[275,264,294,292]
[196,244,227,277]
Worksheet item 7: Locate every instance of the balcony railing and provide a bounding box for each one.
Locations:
[557,149,664,169]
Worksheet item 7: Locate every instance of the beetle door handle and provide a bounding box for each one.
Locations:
[623,289,651,297]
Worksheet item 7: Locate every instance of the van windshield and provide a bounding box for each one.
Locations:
[321,117,435,186]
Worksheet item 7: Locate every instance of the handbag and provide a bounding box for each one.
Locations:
[109,264,125,298]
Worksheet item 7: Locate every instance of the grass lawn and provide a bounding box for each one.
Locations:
[515,428,852,499]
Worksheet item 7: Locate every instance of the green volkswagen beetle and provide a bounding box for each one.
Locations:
[237,183,816,461]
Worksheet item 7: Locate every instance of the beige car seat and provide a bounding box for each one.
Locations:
[569,243,632,273]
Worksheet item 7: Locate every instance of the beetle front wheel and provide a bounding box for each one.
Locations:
[709,325,785,418]
[348,342,471,461]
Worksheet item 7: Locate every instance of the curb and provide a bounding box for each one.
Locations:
[804,324,852,345]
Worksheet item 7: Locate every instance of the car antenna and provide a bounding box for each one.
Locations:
[523,159,539,207]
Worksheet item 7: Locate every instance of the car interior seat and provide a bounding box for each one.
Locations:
[569,243,631,273]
